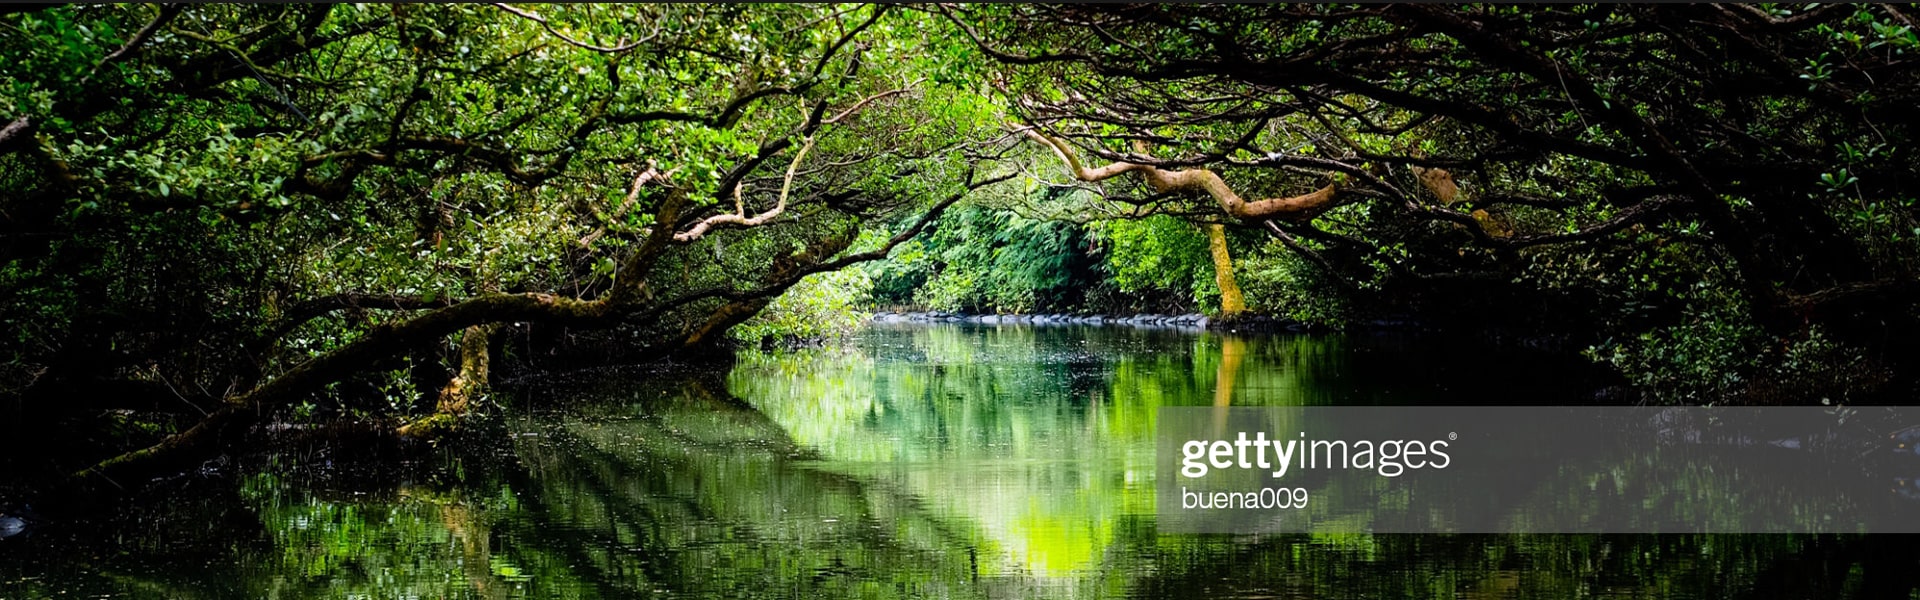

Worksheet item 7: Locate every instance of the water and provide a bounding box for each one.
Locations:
[0,324,1903,598]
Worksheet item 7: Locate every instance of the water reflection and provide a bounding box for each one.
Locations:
[1,324,1910,598]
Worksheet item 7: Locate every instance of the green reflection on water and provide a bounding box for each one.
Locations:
[2,324,1897,598]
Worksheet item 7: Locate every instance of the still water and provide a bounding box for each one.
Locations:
[0,324,1901,598]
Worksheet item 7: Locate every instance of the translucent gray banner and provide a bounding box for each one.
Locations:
[1156,406,1920,533]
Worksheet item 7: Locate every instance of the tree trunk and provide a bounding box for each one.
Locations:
[1208,224,1247,317]
[63,192,696,490]
[397,324,497,439]
[56,166,1000,494]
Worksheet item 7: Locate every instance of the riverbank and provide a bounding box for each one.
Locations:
[870,311,1346,333]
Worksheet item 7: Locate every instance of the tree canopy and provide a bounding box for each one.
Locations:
[953,3,1920,401]
[3,3,1916,490]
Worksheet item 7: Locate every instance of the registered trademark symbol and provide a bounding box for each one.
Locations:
[1448,432,1457,441]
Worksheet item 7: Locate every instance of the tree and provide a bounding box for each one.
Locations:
[0,4,1014,489]
[1019,129,1321,317]
[947,4,1920,391]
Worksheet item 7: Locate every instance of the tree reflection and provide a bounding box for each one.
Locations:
[4,325,1909,598]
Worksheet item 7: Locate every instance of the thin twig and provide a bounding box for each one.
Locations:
[85,3,186,84]
[492,3,652,53]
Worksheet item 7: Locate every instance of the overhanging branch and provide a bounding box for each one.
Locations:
[1022,128,1338,221]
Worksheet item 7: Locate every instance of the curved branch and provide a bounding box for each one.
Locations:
[673,136,814,243]
[1263,221,1359,291]
[620,169,1021,326]
[258,293,457,349]
[73,291,612,489]
[1498,196,1683,249]
[824,85,918,125]
[1022,128,1338,222]
[85,4,187,84]
[934,4,1095,66]
[1790,280,1920,313]
[580,162,676,248]
[491,3,652,53]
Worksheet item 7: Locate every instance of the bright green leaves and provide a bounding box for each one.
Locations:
[1819,169,1860,193]
[869,205,1095,314]
[731,267,874,344]
[1093,215,1215,307]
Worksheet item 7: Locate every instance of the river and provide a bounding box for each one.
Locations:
[0,323,1898,598]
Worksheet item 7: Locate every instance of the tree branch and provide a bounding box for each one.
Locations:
[0,117,34,154]
[85,3,187,84]
[1021,128,1338,221]
[1264,221,1359,291]
[491,3,652,53]
[256,293,458,351]
[673,136,814,243]
[580,161,676,248]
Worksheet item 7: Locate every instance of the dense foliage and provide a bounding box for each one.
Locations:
[867,207,1319,317]
[3,3,1917,490]
[0,4,1011,486]
[941,3,1920,403]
